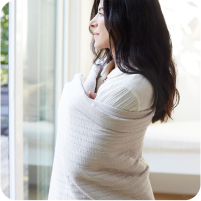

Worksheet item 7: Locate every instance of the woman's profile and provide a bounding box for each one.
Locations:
[48,0,180,200]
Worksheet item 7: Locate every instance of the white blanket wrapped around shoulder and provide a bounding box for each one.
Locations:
[48,71,156,200]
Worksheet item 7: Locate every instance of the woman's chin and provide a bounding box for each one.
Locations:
[94,44,100,49]
[95,44,105,50]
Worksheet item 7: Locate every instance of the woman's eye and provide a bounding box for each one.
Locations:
[98,12,103,16]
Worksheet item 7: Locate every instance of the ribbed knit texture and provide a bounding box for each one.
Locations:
[94,59,154,112]
[48,70,156,200]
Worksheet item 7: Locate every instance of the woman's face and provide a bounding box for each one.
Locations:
[89,0,110,50]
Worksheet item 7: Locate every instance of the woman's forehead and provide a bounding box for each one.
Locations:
[98,1,104,10]
[99,0,103,6]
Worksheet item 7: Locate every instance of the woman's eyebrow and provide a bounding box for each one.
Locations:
[98,7,104,11]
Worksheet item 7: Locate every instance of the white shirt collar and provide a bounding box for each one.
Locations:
[100,57,139,80]
[100,59,124,80]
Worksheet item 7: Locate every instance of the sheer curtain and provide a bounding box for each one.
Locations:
[21,0,57,199]
[9,0,59,199]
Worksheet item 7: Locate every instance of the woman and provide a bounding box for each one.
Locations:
[88,0,180,123]
[48,0,180,200]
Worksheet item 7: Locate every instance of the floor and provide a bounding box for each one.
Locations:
[153,192,196,200]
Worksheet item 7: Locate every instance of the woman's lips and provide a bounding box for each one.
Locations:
[94,34,99,38]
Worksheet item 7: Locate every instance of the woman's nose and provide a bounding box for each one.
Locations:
[89,17,98,28]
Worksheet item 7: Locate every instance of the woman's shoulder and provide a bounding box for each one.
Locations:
[122,73,155,111]
[125,73,153,90]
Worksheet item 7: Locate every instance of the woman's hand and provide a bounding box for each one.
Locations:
[88,91,97,99]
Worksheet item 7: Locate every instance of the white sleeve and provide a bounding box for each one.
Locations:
[94,85,140,111]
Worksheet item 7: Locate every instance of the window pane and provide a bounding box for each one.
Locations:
[1,2,9,199]
[22,0,56,199]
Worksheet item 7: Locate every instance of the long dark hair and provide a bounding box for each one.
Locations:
[89,0,180,124]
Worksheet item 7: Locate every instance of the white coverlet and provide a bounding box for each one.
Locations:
[48,63,156,200]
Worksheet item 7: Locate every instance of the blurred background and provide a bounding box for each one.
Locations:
[0,0,200,200]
